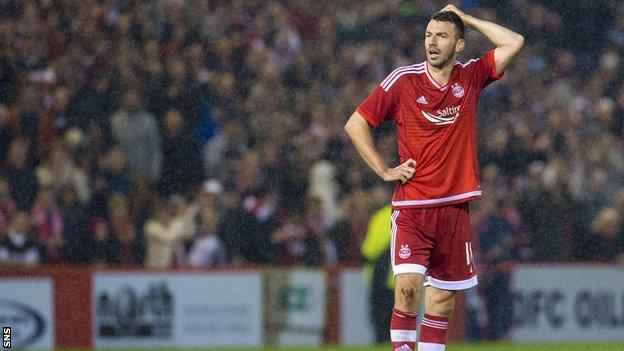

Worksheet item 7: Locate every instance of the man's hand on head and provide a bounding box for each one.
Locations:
[440,4,466,21]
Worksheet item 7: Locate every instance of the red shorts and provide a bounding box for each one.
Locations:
[390,202,477,290]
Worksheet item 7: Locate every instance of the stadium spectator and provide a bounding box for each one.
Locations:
[518,161,575,261]
[110,89,162,185]
[36,144,90,204]
[585,206,624,262]
[66,77,113,132]
[0,57,15,105]
[0,104,14,162]
[144,199,174,268]
[144,195,196,268]
[474,198,517,340]
[308,153,340,226]
[202,110,234,178]
[189,207,227,267]
[90,217,120,265]
[304,196,334,263]
[160,108,203,196]
[4,138,37,210]
[271,209,311,266]
[106,192,136,264]
[13,86,42,142]
[59,185,90,264]
[31,188,64,263]
[98,147,132,198]
[0,177,17,234]
[0,211,41,266]
[327,197,354,263]
[337,189,372,263]
[217,189,275,265]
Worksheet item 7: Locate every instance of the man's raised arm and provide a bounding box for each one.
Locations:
[443,4,524,75]
[344,111,416,184]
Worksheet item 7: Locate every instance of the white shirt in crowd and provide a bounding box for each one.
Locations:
[189,234,227,267]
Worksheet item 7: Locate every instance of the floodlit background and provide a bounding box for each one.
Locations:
[0,0,623,350]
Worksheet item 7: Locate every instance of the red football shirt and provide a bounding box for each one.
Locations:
[357,50,502,209]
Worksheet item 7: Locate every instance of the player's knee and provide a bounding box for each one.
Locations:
[426,289,456,317]
[395,286,420,312]
[399,285,418,302]
[394,274,424,310]
[432,298,454,316]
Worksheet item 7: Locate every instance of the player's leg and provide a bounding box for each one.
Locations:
[419,286,456,351]
[390,208,434,351]
[418,203,476,351]
[391,273,424,351]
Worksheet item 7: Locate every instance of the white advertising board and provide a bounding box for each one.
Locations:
[339,268,375,345]
[281,269,326,329]
[277,269,326,346]
[511,265,624,341]
[92,271,263,348]
[264,268,327,346]
[0,278,54,350]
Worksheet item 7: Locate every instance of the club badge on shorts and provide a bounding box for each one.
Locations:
[399,244,411,259]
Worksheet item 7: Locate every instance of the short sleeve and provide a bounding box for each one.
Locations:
[472,50,504,89]
[357,84,399,128]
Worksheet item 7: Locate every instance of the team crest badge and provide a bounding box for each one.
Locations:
[399,244,411,259]
[451,83,465,98]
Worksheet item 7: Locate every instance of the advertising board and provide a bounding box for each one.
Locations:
[93,271,263,348]
[0,278,54,350]
[511,265,624,341]
[339,268,375,345]
[264,269,327,346]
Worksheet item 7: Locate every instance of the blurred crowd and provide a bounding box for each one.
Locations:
[0,0,623,279]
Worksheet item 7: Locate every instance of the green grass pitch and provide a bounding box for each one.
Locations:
[62,343,624,351]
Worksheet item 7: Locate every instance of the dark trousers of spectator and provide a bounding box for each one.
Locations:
[371,248,394,343]
[464,287,486,341]
[483,271,513,340]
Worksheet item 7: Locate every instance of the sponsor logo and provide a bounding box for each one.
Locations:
[395,344,412,351]
[399,244,411,259]
[0,300,46,348]
[451,83,465,98]
[514,288,624,329]
[96,282,173,338]
[417,96,428,104]
[421,105,461,125]
[279,286,310,312]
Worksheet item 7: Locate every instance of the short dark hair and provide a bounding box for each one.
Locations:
[431,11,465,39]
